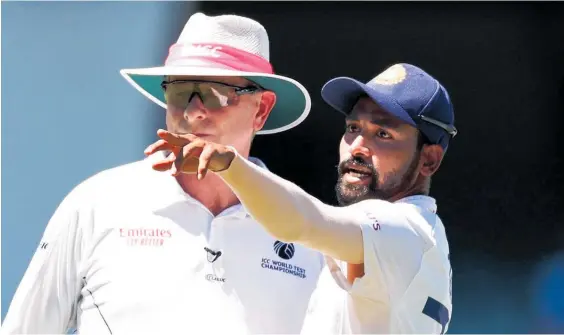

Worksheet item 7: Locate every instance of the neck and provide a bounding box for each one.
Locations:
[176,173,240,216]
[387,175,430,203]
[174,149,252,217]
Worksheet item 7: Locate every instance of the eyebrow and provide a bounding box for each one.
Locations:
[345,114,403,129]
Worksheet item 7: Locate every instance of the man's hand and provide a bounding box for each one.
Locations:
[144,129,236,180]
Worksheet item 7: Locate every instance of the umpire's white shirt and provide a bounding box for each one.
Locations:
[301,196,453,334]
[1,153,324,334]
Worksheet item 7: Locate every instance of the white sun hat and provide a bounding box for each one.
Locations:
[120,12,311,135]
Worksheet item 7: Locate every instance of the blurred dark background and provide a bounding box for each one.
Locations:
[3,2,564,333]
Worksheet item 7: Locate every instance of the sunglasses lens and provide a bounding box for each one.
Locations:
[164,82,194,110]
[199,83,234,109]
[164,82,239,110]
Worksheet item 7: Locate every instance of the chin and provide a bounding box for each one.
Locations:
[335,183,366,206]
[336,178,395,205]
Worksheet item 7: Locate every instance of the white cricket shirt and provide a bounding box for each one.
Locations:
[2,153,324,334]
[301,195,453,334]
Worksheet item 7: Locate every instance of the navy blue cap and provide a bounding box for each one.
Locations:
[321,63,457,150]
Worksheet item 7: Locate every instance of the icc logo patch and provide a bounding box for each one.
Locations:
[261,241,306,278]
[273,240,295,260]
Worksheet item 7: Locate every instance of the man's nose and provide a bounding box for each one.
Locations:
[184,93,208,122]
[348,134,371,158]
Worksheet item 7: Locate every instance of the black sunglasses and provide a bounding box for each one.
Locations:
[161,80,263,110]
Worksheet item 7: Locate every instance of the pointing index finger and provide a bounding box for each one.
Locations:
[144,139,174,156]
[156,129,196,146]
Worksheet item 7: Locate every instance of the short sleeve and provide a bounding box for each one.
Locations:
[349,200,432,302]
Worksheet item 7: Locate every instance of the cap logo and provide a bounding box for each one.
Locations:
[372,64,407,86]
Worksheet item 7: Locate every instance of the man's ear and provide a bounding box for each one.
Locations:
[419,144,444,177]
[253,91,276,132]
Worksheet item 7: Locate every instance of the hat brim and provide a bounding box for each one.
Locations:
[120,66,311,135]
[320,77,416,127]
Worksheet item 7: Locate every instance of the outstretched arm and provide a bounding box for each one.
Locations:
[144,131,366,264]
[216,151,366,264]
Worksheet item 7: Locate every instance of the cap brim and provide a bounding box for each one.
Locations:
[120,66,311,135]
[321,77,416,127]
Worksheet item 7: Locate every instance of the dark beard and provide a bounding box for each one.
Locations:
[335,153,421,206]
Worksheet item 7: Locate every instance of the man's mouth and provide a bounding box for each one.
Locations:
[175,131,213,138]
[342,164,372,177]
[341,164,374,185]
